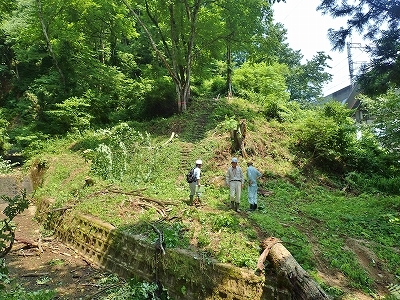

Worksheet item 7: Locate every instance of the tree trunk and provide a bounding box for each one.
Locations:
[36,0,66,88]
[122,0,201,113]
[226,44,233,98]
[258,237,330,300]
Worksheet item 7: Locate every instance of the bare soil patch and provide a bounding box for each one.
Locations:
[2,203,107,299]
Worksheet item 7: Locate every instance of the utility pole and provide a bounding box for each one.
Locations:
[347,41,367,86]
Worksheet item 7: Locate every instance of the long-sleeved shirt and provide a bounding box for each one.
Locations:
[247,165,262,186]
[226,166,244,185]
[193,166,201,183]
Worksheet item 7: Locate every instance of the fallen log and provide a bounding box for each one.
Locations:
[258,237,330,300]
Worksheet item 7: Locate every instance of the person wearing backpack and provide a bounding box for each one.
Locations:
[189,159,202,206]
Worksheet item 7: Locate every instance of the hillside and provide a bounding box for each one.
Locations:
[8,97,400,299]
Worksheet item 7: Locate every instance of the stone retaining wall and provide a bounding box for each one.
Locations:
[38,203,293,300]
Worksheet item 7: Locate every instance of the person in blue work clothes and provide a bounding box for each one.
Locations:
[225,157,244,212]
[189,159,202,206]
[246,161,262,211]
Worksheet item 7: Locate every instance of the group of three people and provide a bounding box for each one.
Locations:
[189,157,262,211]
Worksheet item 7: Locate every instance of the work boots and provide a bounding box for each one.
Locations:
[234,202,240,212]
[248,204,258,212]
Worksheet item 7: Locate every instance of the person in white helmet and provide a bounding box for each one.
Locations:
[189,159,202,206]
[225,157,244,212]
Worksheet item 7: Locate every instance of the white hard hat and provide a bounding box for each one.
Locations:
[231,157,238,163]
[195,159,202,165]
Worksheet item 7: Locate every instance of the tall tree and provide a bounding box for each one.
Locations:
[285,52,332,104]
[218,0,270,97]
[2,0,138,128]
[120,0,203,112]
[359,90,400,153]
[120,0,272,111]
[317,0,400,95]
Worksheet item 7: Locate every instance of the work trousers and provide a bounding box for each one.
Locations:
[229,181,242,203]
[248,185,258,205]
[189,182,201,198]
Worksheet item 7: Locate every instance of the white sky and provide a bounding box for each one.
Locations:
[272,0,370,96]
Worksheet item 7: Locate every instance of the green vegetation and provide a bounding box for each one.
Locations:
[0,191,29,260]
[1,1,400,298]
[11,96,396,299]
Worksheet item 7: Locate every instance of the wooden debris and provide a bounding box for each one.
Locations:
[163,132,176,145]
[258,188,273,196]
[21,272,49,277]
[48,206,74,213]
[258,237,330,300]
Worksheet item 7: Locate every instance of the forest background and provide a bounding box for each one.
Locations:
[0,0,399,299]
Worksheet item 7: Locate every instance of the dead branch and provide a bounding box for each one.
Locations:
[109,188,147,195]
[139,196,176,206]
[258,188,274,196]
[15,238,38,247]
[83,283,123,299]
[21,272,49,277]
[163,132,176,145]
[38,236,43,253]
[85,188,177,208]
[48,206,74,213]
[131,200,166,218]
[17,252,37,257]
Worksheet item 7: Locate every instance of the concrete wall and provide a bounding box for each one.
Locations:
[37,202,294,300]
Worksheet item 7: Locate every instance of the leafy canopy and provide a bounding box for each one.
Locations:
[317,0,400,95]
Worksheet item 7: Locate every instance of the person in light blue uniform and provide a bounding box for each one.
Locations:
[246,161,262,211]
[189,159,202,206]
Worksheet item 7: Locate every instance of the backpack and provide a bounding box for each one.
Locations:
[186,168,196,183]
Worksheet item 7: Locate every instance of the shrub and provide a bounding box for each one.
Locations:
[292,102,357,173]
[45,94,93,134]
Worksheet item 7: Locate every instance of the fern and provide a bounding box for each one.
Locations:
[387,283,400,299]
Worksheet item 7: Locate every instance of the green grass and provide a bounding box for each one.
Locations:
[27,98,400,298]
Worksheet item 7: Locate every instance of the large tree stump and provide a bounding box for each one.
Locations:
[258,237,330,300]
[230,119,247,157]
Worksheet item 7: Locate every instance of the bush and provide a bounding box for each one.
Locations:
[292,102,357,173]
[83,123,150,181]
[345,172,400,195]
[232,62,289,107]
[0,110,9,156]
[45,96,93,134]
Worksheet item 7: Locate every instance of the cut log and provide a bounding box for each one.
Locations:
[258,237,330,300]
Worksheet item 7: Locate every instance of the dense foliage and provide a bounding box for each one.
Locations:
[0,0,334,145]
[1,1,399,299]
[317,0,400,96]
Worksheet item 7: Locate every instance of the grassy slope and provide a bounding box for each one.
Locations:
[31,97,400,299]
